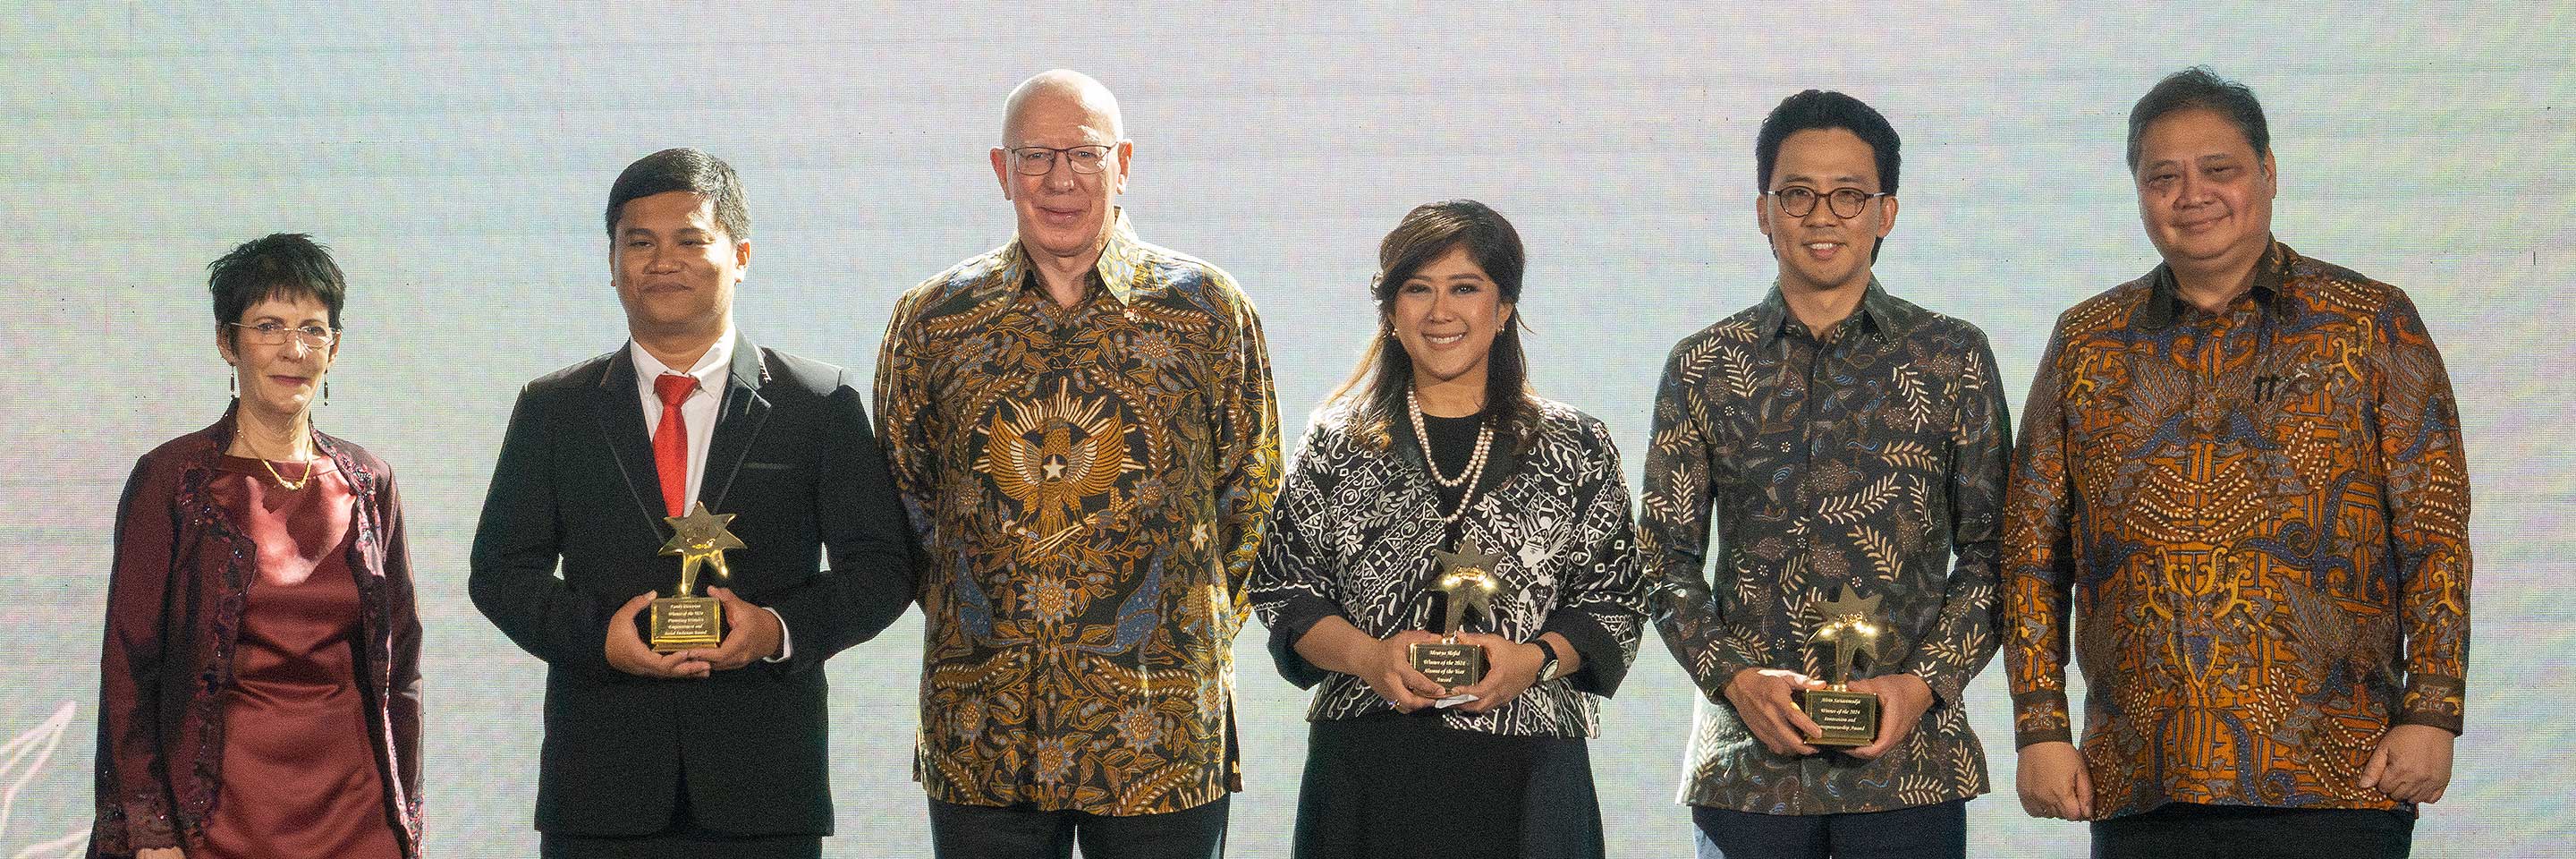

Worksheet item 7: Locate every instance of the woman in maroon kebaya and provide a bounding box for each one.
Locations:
[91,234,420,859]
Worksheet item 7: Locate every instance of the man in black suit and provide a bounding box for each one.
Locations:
[469,148,914,859]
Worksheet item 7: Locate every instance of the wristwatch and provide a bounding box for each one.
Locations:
[1532,638,1563,683]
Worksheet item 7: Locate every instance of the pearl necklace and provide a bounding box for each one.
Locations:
[1408,391,1492,525]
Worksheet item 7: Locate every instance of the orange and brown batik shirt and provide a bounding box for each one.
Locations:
[875,211,1280,815]
[2004,242,2472,819]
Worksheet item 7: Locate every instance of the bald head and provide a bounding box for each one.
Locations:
[1002,69,1124,145]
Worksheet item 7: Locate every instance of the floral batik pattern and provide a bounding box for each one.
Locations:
[876,211,1280,815]
[2004,242,2473,819]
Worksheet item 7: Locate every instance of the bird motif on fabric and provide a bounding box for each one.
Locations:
[979,383,1135,537]
[951,557,998,641]
[1076,553,1163,657]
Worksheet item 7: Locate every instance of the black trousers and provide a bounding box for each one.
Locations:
[1690,799,1967,859]
[928,795,1229,859]
[538,775,820,859]
[1294,713,1604,859]
[2090,803,2413,859]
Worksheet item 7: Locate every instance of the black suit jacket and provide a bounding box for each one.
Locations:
[468,336,914,837]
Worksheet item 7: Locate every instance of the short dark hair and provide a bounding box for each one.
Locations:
[606,148,750,242]
[1328,200,1542,454]
[208,233,346,341]
[2127,66,2269,171]
[1756,89,1901,195]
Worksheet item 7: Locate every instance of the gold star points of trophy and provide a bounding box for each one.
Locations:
[1432,537,1513,641]
[1409,535,1519,690]
[1798,583,1891,745]
[649,502,746,652]
[662,502,747,585]
[1815,584,1884,631]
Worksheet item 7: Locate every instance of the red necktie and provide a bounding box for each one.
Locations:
[652,373,698,517]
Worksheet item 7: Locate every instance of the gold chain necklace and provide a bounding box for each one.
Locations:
[258,454,316,491]
[240,421,318,490]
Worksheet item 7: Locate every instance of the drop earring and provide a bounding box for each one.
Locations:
[228,374,237,396]
[323,379,331,406]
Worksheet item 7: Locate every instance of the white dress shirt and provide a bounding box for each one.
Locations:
[628,328,790,660]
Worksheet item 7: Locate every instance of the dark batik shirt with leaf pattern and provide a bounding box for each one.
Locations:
[1643,281,2009,814]
[2004,242,2472,819]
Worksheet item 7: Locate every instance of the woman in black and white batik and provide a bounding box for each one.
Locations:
[1249,200,1646,859]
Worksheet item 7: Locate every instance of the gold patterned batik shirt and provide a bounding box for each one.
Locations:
[874,211,1280,815]
[2004,242,2472,819]
[1643,282,2010,814]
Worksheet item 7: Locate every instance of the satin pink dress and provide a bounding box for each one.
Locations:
[195,455,402,859]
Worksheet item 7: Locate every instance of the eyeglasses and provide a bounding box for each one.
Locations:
[230,321,338,349]
[1766,186,1893,218]
[1006,144,1115,175]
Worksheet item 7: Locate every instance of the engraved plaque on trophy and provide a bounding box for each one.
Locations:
[1408,537,1513,688]
[1798,585,1887,747]
[650,502,745,652]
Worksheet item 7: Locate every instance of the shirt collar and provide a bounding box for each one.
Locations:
[628,326,737,397]
[994,208,1147,305]
[2136,238,2293,330]
[1755,277,1911,344]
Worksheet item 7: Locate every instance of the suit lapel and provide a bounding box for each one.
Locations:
[594,347,672,537]
[700,336,773,514]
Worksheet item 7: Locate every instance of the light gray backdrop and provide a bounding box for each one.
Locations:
[3,3,2571,856]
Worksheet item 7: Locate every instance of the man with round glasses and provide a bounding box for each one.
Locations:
[874,69,1279,857]
[1643,89,2008,858]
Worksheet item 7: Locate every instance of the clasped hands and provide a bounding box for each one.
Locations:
[605,587,782,678]
[1722,667,1932,761]
[1352,630,1550,715]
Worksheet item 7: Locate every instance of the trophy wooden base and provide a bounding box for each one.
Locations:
[649,595,724,652]
[1408,640,1486,687]
[1799,685,1880,747]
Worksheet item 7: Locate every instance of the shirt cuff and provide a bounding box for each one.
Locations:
[761,606,792,663]
[1263,593,1344,690]
[2398,674,2465,736]
[1538,611,1629,697]
[2012,688,2074,748]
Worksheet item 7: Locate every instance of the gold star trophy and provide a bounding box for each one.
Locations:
[1409,537,1514,687]
[650,502,746,652]
[1799,584,1888,746]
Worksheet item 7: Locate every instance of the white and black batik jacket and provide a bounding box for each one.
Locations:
[1250,396,1647,738]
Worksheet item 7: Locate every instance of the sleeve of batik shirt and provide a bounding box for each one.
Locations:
[1210,285,1284,625]
[1248,421,1343,689]
[1640,338,1765,705]
[2004,318,2080,747]
[872,286,939,546]
[1903,329,2009,709]
[1540,415,1648,698]
[2371,287,2471,735]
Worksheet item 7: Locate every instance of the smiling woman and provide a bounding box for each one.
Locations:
[92,234,420,859]
[1249,200,1649,859]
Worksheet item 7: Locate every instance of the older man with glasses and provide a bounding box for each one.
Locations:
[873,69,1280,858]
